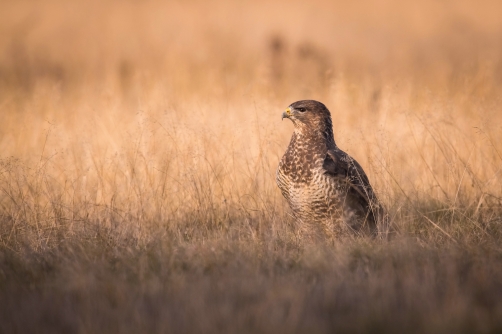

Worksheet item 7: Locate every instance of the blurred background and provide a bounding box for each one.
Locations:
[2,0,502,103]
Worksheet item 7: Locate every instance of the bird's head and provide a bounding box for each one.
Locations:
[282,100,333,133]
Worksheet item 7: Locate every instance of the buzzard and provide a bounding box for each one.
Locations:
[276,100,385,237]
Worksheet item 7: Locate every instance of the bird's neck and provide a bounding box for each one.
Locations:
[292,124,336,151]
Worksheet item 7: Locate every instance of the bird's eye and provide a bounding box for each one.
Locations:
[297,107,306,112]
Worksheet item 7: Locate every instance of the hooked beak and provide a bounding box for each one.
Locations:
[282,107,291,120]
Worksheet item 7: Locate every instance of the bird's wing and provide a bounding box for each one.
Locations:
[322,149,383,229]
[323,149,375,201]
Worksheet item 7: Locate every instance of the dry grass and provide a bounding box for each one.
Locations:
[1,0,502,332]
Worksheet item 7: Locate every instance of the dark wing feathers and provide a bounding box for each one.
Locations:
[323,150,374,200]
[323,149,381,232]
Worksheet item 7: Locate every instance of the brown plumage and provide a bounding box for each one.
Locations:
[276,100,385,237]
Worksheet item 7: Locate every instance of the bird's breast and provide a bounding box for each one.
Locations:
[276,152,344,220]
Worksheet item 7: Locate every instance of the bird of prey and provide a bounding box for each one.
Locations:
[276,100,385,237]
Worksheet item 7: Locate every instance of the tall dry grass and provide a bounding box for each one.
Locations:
[1,0,502,332]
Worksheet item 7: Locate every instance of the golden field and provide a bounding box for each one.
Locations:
[1,0,502,332]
